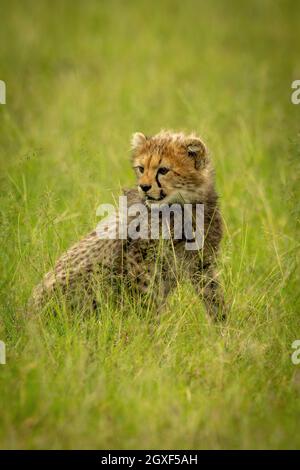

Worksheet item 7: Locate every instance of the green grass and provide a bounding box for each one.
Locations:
[1,0,300,449]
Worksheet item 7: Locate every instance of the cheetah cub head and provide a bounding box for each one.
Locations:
[131,130,214,205]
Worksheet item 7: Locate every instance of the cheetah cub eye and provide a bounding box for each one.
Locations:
[158,167,169,175]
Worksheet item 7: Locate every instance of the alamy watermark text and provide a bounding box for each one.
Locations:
[96,196,204,251]
[0,80,6,104]
[0,341,6,365]
[291,80,300,104]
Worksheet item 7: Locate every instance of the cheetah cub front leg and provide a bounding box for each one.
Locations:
[191,264,226,321]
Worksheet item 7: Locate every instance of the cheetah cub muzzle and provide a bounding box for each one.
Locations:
[31,130,225,320]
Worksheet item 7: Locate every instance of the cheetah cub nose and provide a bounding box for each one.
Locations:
[140,184,152,192]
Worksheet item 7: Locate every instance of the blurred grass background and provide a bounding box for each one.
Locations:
[0,0,300,449]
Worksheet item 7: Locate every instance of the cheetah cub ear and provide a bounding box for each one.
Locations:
[131,132,147,152]
[186,137,208,170]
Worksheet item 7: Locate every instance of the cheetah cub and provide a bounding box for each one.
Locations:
[31,131,225,319]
